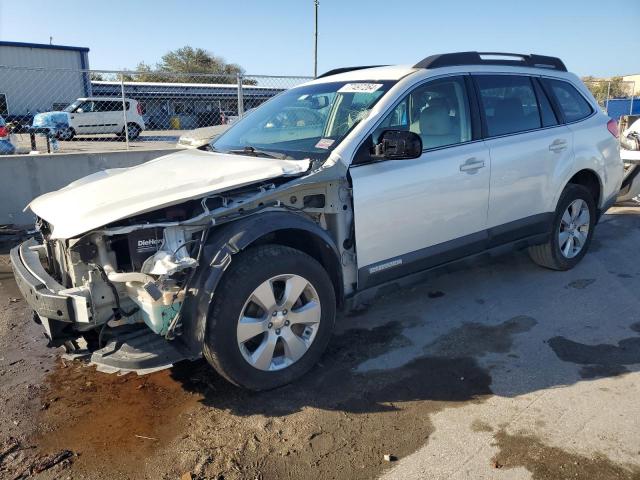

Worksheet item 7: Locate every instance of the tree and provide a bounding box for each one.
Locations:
[128,46,255,85]
[582,76,631,105]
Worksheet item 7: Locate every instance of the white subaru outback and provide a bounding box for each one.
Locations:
[11,52,622,390]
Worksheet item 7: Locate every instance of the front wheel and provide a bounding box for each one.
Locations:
[528,184,596,270]
[56,127,75,141]
[203,245,336,390]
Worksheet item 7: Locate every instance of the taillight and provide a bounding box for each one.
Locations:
[607,118,619,138]
[137,103,143,115]
[0,126,7,138]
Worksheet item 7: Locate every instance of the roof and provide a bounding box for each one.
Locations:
[310,65,416,83]
[0,41,89,53]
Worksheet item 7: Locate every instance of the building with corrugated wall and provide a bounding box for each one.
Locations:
[0,41,90,117]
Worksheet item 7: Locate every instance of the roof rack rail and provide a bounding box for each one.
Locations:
[316,65,387,79]
[414,52,567,72]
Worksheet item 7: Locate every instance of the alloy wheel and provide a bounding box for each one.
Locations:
[236,274,321,371]
[558,199,590,258]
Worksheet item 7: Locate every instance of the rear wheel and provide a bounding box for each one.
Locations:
[203,245,336,390]
[120,123,141,140]
[528,184,596,270]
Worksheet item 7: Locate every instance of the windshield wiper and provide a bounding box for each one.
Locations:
[226,146,289,160]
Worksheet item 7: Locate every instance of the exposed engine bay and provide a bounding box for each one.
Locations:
[27,164,355,370]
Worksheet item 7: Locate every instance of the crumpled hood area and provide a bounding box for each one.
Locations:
[29,149,310,239]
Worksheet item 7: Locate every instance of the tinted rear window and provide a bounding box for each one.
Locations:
[543,79,593,123]
[475,75,541,137]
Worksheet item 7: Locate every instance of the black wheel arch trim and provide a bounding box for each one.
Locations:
[178,211,343,354]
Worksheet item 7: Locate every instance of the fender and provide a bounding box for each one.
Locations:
[178,210,343,354]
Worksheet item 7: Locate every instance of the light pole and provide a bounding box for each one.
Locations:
[314,0,319,78]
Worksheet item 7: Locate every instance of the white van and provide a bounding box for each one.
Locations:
[57,97,146,140]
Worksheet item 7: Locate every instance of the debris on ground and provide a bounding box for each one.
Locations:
[383,454,397,462]
[31,449,75,473]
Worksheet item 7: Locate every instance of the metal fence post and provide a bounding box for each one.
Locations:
[605,81,611,114]
[237,73,245,118]
[630,81,636,116]
[120,74,130,150]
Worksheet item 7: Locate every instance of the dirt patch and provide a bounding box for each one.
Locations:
[492,430,640,479]
[32,359,202,479]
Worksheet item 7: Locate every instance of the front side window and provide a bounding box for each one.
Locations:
[374,76,472,150]
[543,79,593,123]
[213,80,395,160]
[76,101,94,113]
[475,75,541,137]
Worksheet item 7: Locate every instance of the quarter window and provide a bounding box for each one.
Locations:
[376,76,472,150]
[475,75,542,137]
[543,79,593,123]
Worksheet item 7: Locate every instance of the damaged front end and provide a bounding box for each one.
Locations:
[11,163,354,373]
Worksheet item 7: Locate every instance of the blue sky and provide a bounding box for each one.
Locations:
[1,0,638,77]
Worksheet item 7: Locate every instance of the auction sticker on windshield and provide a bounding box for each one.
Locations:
[315,138,335,149]
[338,83,383,93]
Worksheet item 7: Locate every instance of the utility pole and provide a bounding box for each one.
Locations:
[314,0,319,78]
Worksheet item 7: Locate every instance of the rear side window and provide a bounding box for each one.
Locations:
[543,79,593,123]
[475,75,541,137]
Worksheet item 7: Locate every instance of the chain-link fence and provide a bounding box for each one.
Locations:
[0,65,312,154]
[582,79,637,117]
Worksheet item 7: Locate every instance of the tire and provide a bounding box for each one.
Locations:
[57,127,75,141]
[528,184,596,270]
[203,244,336,391]
[121,123,141,140]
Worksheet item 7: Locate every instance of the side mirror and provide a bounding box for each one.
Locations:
[373,130,422,160]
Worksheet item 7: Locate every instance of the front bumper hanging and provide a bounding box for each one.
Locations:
[10,238,78,323]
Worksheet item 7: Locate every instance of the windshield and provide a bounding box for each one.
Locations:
[212,80,395,160]
[63,100,82,112]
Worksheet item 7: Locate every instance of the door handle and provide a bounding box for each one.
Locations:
[549,139,568,152]
[459,157,485,173]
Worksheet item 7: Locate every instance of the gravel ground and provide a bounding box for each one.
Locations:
[1,205,640,479]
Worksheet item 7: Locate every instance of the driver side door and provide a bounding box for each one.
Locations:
[349,75,491,288]
[71,100,96,134]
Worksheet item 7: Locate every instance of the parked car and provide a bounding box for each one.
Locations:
[0,115,16,154]
[617,114,640,202]
[177,124,231,150]
[38,97,146,140]
[175,109,259,149]
[11,52,623,391]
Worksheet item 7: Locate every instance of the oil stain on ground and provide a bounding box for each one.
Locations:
[426,315,537,358]
[169,322,494,480]
[567,278,596,289]
[548,323,640,379]
[492,430,640,480]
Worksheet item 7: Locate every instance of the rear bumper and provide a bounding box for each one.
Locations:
[10,238,77,323]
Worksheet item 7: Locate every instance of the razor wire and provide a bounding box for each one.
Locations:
[0,65,311,154]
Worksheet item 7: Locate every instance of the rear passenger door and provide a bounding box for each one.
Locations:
[93,100,124,134]
[473,74,574,243]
